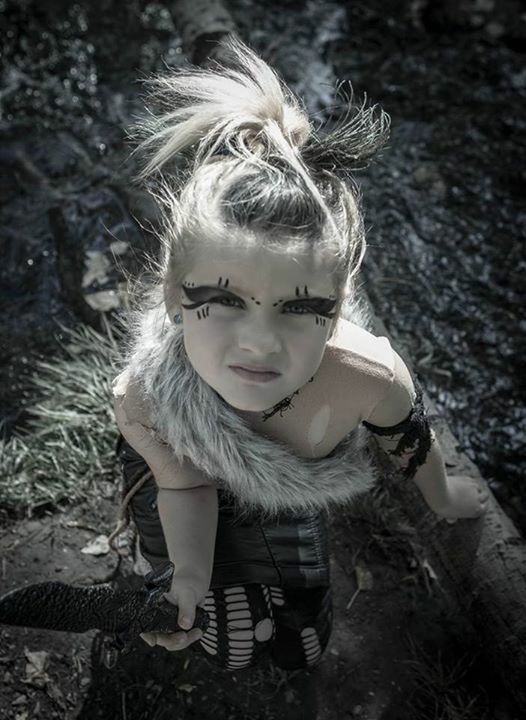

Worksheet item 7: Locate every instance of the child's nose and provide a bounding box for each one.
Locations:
[236,318,282,355]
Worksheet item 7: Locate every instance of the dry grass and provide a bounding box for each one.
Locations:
[0,319,124,515]
[344,474,425,562]
[403,637,490,720]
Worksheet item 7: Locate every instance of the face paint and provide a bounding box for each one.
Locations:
[176,245,338,414]
[196,305,210,320]
[182,283,337,320]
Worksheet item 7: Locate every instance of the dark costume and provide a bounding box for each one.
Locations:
[117,435,333,669]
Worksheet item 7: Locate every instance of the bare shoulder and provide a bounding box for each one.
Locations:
[111,369,216,489]
[324,318,396,385]
[111,368,164,458]
[327,318,396,371]
[112,369,155,430]
[317,318,397,426]
[326,319,419,427]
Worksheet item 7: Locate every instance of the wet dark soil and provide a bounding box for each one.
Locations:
[329,0,526,535]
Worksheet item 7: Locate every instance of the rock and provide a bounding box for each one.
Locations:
[84,289,120,310]
[25,521,42,533]
[109,239,129,255]
[23,649,50,689]
[511,69,526,90]
[80,534,110,556]
[486,21,505,39]
[82,250,111,288]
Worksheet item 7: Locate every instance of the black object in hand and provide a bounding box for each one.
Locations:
[0,562,209,653]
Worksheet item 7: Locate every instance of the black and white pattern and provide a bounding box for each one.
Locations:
[299,626,323,666]
[192,583,332,671]
[269,585,285,607]
[197,585,275,670]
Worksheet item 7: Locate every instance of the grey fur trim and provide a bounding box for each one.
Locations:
[126,297,379,519]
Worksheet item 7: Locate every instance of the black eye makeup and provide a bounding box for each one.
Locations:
[286,298,337,318]
[180,285,222,310]
[181,284,337,319]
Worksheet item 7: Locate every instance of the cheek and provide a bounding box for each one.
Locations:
[314,314,330,328]
[290,323,330,366]
[183,314,229,360]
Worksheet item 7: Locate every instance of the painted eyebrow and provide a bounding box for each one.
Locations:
[182,285,334,302]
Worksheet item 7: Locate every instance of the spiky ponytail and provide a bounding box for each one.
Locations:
[130,36,390,336]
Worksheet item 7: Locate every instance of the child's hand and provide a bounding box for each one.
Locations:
[139,582,205,651]
[433,475,490,520]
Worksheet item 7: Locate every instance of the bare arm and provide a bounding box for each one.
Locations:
[363,350,489,519]
[112,372,219,647]
[148,485,218,649]
[157,484,218,594]
[375,425,451,511]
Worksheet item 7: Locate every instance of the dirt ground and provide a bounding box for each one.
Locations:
[0,480,521,720]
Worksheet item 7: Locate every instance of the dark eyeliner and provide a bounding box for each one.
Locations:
[182,285,336,317]
[286,298,337,318]
[181,285,241,310]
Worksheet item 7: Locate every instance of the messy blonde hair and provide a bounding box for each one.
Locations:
[131,36,390,339]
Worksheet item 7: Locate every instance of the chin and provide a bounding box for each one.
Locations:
[224,392,279,413]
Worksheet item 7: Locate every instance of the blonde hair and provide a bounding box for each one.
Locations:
[130,36,390,338]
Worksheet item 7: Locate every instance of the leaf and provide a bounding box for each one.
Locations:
[81,534,110,556]
[22,649,50,689]
[46,680,66,709]
[355,563,374,590]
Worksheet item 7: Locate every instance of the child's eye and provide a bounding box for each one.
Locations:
[211,296,243,308]
[284,303,313,315]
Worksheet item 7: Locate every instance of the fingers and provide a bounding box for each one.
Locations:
[174,587,198,631]
[139,632,156,646]
[139,628,203,651]
[139,585,203,652]
[477,485,490,514]
[478,487,490,502]
[157,628,203,650]
[162,586,199,630]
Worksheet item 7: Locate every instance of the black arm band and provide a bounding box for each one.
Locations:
[362,381,433,480]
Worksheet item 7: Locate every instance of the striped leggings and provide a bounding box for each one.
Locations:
[191,582,333,671]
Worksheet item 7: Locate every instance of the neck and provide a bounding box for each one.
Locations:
[221,376,315,423]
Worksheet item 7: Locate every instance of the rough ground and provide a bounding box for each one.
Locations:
[0,415,521,719]
[0,499,516,720]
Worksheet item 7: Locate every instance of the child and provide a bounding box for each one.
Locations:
[111,37,489,671]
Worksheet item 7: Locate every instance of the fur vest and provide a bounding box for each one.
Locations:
[125,296,381,520]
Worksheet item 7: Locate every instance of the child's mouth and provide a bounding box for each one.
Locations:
[229,366,281,383]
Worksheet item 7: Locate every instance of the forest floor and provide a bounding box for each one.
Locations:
[0,459,521,720]
[0,490,519,720]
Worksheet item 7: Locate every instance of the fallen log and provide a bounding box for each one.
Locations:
[170,0,237,64]
[370,310,526,713]
[48,206,103,331]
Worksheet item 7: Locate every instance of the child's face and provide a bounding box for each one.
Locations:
[173,245,338,413]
